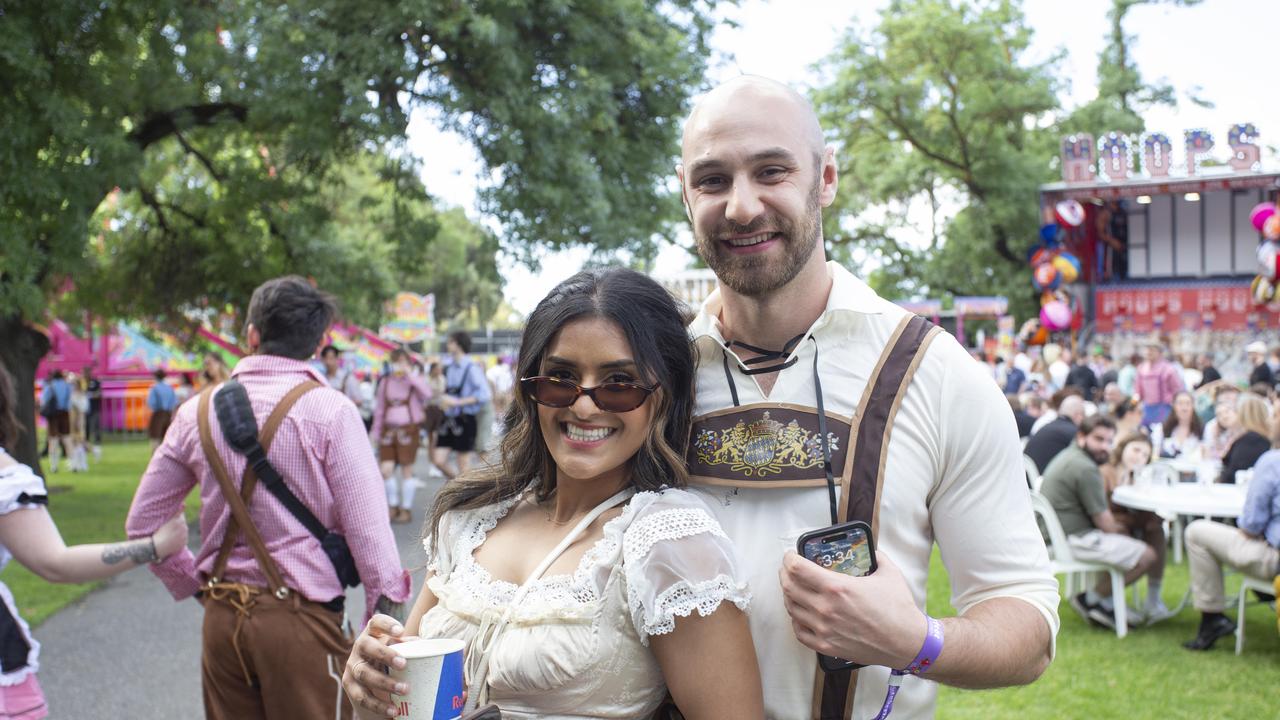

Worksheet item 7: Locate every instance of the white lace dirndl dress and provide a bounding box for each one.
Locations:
[418,487,751,719]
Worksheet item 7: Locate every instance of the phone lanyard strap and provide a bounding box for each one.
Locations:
[871,616,944,720]
[720,335,838,525]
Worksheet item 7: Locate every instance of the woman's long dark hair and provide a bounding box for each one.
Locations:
[0,358,24,451]
[1161,390,1203,439]
[426,268,696,549]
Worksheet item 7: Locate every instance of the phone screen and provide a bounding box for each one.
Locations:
[801,527,873,577]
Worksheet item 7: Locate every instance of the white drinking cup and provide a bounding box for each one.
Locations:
[387,637,466,720]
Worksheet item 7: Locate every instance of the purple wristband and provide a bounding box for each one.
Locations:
[899,615,944,675]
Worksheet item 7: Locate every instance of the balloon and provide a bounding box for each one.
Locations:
[1052,253,1081,284]
[1040,289,1057,307]
[1028,326,1050,346]
[1054,199,1086,228]
[1251,275,1276,306]
[1258,241,1280,280]
[1265,215,1280,242]
[1251,202,1277,233]
[1027,246,1053,267]
[1039,223,1060,245]
[1033,263,1061,291]
[1040,301,1072,331]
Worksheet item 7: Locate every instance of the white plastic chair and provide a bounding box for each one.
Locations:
[1030,490,1129,638]
[1235,574,1277,655]
[1023,454,1042,493]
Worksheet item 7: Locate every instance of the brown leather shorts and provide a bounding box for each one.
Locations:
[378,424,421,466]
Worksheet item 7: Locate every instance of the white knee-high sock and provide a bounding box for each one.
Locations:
[401,477,418,510]
[384,476,400,508]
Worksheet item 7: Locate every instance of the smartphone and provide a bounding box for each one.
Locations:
[796,520,877,672]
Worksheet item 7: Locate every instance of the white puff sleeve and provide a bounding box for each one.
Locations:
[622,489,751,645]
[0,457,47,516]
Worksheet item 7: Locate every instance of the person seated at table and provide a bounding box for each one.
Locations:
[1182,413,1280,650]
[1099,382,1126,417]
[1159,391,1203,459]
[1201,385,1240,461]
[1025,394,1086,473]
[1008,393,1035,438]
[1217,393,1270,485]
[1109,395,1145,441]
[1100,433,1174,623]
[1040,415,1160,629]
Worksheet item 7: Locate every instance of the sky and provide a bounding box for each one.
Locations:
[406,0,1280,317]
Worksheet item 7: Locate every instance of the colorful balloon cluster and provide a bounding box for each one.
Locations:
[1250,200,1280,305]
[1027,200,1085,332]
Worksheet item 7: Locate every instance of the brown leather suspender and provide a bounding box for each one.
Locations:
[197,381,322,597]
[812,314,942,720]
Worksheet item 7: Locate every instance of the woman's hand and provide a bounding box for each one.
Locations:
[152,510,189,560]
[343,614,414,719]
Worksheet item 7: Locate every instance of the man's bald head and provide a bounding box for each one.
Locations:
[682,76,826,166]
[1059,395,1086,426]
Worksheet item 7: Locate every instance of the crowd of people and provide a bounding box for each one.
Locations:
[1003,337,1280,652]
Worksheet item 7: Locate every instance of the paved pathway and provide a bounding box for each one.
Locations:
[38,460,447,719]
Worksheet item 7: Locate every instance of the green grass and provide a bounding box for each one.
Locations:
[1,439,198,626]
[6,441,1278,717]
[928,547,1280,719]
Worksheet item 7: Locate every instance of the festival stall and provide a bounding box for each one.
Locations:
[1035,122,1280,371]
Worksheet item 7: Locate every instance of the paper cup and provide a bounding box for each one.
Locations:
[388,638,466,720]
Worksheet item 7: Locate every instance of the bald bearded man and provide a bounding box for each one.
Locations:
[677,76,1058,719]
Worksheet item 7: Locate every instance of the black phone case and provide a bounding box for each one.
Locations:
[796,521,878,672]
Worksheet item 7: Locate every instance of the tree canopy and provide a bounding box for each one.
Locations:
[814,0,1060,319]
[0,0,720,468]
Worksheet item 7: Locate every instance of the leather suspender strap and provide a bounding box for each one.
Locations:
[813,314,942,720]
[199,381,322,596]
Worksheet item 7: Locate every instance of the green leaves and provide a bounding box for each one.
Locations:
[815,0,1060,319]
[2,0,720,330]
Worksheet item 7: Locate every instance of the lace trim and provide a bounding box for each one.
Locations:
[622,507,727,567]
[444,491,640,610]
[631,575,751,646]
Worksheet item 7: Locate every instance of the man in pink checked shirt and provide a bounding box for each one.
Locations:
[126,276,410,720]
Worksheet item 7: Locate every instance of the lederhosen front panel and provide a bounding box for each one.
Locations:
[687,402,852,489]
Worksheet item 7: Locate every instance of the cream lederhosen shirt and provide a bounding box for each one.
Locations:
[688,262,1060,720]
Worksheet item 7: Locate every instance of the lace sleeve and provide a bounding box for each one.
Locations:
[622,490,751,645]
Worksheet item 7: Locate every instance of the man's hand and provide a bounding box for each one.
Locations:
[779,550,926,669]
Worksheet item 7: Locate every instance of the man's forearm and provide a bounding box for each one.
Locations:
[925,597,1052,689]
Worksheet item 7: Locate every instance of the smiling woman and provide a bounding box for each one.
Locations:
[342,268,765,720]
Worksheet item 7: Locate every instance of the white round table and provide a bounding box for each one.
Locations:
[1111,482,1249,616]
[1111,482,1247,518]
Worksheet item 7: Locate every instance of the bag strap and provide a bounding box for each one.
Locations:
[198,381,320,595]
[216,381,329,542]
[210,381,321,581]
[463,487,634,712]
[813,314,941,720]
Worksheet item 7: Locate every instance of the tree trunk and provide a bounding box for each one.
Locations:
[0,316,51,478]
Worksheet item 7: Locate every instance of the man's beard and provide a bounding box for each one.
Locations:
[1088,447,1109,465]
[693,180,823,298]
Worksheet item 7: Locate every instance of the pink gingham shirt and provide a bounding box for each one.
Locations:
[126,355,410,620]
[1135,359,1184,406]
[369,373,432,439]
